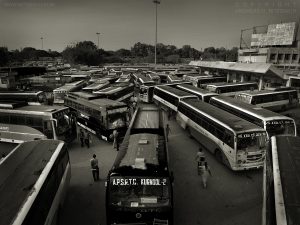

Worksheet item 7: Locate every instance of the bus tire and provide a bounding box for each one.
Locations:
[215,149,223,163]
[186,127,193,139]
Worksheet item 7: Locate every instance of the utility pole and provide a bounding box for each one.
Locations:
[96,32,100,49]
[153,0,160,68]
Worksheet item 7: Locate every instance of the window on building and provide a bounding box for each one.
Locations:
[285,54,290,60]
[278,54,284,60]
[270,54,276,60]
[292,54,298,60]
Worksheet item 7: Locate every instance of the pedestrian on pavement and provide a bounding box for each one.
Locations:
[200,161,212,188]
[90,154,100,181]
[79,129,85,147]
[166,124,171,141]
[112,129,119,149]
[195,148,206,167]
[85,132,91,148]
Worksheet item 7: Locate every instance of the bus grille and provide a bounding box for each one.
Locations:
[247,154,263,162]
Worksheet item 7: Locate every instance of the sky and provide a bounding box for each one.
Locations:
[0,0,299,52]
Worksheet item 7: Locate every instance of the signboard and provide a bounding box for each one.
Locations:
[251,22,296,47]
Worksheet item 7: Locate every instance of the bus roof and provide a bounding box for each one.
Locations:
[0,140,64,225]
[177,84,219,96]
[0,91,43,96]
[94,83,133,94]
[132,106,160,129]
[207,82,257,88]
[0,142,18,159]
[138,75,155,83]
[67,92,99,100]
[181,98,265,133]
[236,89,297,97]
[0,104,68,113]
[156,85,197,98]
[272,135,300,224]
[211,95,293,121]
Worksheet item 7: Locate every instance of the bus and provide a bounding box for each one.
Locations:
[136,75,155,88]
[153,85,198,112]
[234,89,299,112]
[82,79,110,92]
[193,76,227,88]
[139,82,192,103]
[115,74,132,83]
[0,140,71,225]
[182,74,208,82]
[53,80,87,104]
[209,96,297,137]
[93,82,135,103]
[0,123,47,143]
[177,98,267,170]
[147,73,161,84]
[106,106,173,225]
[0,91,47,105]
[176,84,219,103]
[0,103,75,142]
[287,76,300,92]
[206,82,258,96]
[166,75,182,84]
[262,135,300,225]
[64,95,129,141]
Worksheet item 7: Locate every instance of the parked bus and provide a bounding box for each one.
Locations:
[153,85,198,112]
[115,74,132,83]
[235,89,299,112]
[167,75,182,84]
[193,76,227,88]
[206,82,258,96]
[0,102,75,142]
[0,91,47,105]
[0,123,47,143]
[176,84,218,103]
[262,135,300,225]
[64,95,129,141]
[147,73,161,84]
[53,80,86,104]
[0,140,71,225]
[209,96,297,137]
[182,74,208,82]
[93,82,134,103]
[136,75,155,87]
[139,82,192,103]
[106,106,173,225]
[177,98,267,170]
[82,79,110,92]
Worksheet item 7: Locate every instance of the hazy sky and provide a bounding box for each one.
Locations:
[0,0,299,51]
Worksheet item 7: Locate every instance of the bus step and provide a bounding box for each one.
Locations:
[153,218,168,225]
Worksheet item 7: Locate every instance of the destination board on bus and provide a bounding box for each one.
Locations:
[265,120,294,125]
[111,177,168,186]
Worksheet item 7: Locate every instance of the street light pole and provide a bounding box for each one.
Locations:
[96,32,100,49]
[153,0,160,68]
[40,37,44,50]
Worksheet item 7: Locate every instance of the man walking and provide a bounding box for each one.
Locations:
[200,162,212,188]
[112,129,119,149]
[85,132,91,148]
[90,154,99,181]
[79,129,85,147]
[166,124,171,141]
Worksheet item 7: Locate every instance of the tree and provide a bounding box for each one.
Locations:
[0,47,9,66]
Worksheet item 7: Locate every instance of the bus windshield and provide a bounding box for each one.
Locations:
[108,113,126,129]
[266,120,296,136]
[53,110,70,136]
[237,132,267,151]
[109,177,170,207]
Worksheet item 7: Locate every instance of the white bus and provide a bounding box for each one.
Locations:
[0,123,47,143]
[167,75,182,84]
[0,91,47,105]
[53,80,87,104]
[206,82,258,96]
[176,84,218,103]
[235,89,299,112]
[193,76,227,88]
[146,73,161,84]
[0,139,71,225]
[82,79,110,92]
[262,135,300,225]
[177,98,267,170]
[0,102,76,143]
[153,85,198,112]
[209,96,297,137]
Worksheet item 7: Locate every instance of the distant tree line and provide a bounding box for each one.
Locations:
[0,41,238,67]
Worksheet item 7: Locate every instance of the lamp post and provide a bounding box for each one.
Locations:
[40,37,44,50]
[96,32,100,49]
[153,0,160,68]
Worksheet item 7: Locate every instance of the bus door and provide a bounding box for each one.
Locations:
[43,120,55,139]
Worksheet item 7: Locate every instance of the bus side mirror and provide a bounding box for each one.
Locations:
[170,171,174,183]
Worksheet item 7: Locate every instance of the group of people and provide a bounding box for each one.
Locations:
[79,129,92,148]
[195,148,212,188]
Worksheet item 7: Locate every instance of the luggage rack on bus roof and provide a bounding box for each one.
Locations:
[0,101,28,109]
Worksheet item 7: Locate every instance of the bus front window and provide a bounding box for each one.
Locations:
[54,111,70,136]
[237,133,267,151]
[108,113,126,129]
[266,121,296,136]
